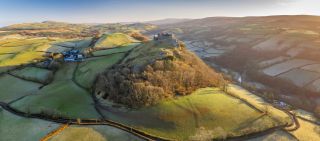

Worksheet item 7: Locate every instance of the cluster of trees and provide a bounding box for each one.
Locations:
[129,32,149,42]
[95,46,225,107]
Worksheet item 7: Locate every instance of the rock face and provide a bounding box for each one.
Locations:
[94,38,225,107]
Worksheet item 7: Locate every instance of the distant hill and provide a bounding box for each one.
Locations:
[144,18,192,25]
[0,21,156,38]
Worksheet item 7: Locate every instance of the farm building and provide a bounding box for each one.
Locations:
[62,49,85,62]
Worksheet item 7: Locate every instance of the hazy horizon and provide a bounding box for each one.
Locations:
[0,0,319,27]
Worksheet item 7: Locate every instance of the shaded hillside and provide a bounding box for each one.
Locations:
[144,18,192,25]
[156,15,320,116]
[94,36,225,107]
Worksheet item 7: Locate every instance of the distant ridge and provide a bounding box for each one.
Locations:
[144,18,192,25]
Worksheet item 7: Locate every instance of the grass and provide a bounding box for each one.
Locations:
[94,33,139,49]
[0,107,60,141]
[50,125,143,141]
[0,51,45,66]
[0,74,42,103]
[10,80,101,118]
[0,45,30,53]
[227,84,291,124]
[0,54,14,60]
[121,40,175,66]
[289,118,320,141]
[10,67,53,84]
[75,53,126,88]
[45,45,71,53]
[10,81,99,117]
[99,88,283,140]
[0,37,84,66]
[10,63,100,119]
[92,43,139,56]
[247,130,297,141]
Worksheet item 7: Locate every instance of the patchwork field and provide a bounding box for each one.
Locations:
[0,107,60,141]
[262,59,316,77]
[0,74,42,103]
[10,63,100,119]
[49,125,142,141]
[10,67,53,84]
[92,43,139,56]
[98,88,286,140]
[10,80,100,118]
[278,69,320,87]
[258,56,289,68]
[75,53,126,88]
[302,64,320,73]
[306,79,320,93]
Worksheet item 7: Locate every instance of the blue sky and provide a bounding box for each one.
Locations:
[0,0,319,26]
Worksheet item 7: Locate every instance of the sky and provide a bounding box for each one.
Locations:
[0,0,319,26]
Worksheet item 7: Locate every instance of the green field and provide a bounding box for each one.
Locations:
[10,67,53,84]
[0,45,30,53]
[248,130,297,141]
[10,80,101,118]
[49,125,143,141]
[75,53,126,88]
[0,54,14,60]
[54,63,77,80]
[92,43,139,56]
[10,63,100,119]
[45,45,71,53]
[94,33,139,49]
[0,108,60,141]
[98,88,285,140]
[0,74,42,103]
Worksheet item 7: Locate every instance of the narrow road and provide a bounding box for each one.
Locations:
[0,101,171,141]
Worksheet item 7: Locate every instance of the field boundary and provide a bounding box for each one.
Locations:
[40,124,69,141]
[0,102,172,141]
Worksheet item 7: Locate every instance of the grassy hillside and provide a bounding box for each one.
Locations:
[10,63,100,119]
[0,74,42,103]
[10,67,53,84]
[158,15,320,117]
[95,38,225,107]
[0,107,60,141]
[75,53,126,88]
[98,88,287,140]
[94,33,139,49]
[49,125,143,141]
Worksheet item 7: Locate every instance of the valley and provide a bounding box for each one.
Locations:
[0,17,319,141]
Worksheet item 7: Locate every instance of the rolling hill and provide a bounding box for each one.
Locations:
[155,15,320,118]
